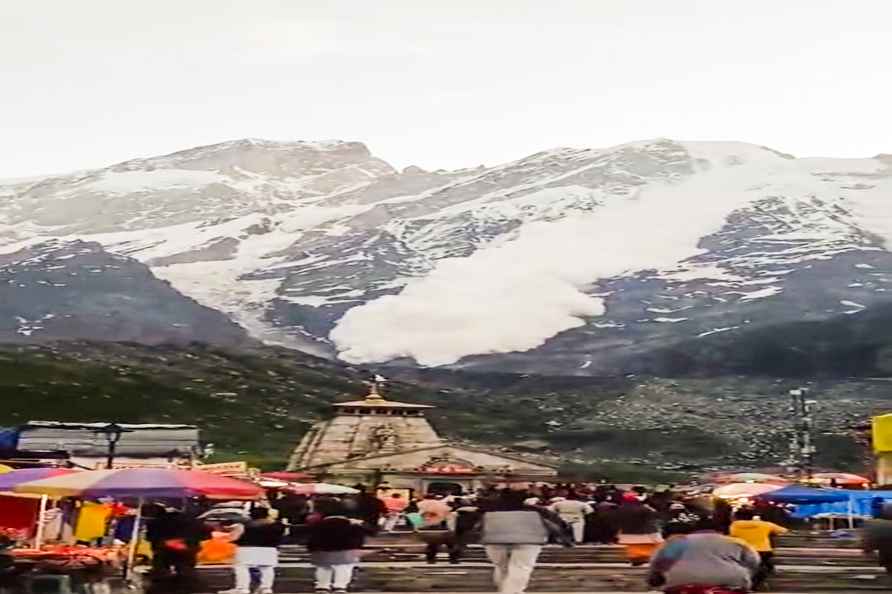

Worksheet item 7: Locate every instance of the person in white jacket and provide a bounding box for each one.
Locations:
[548,496,593,543]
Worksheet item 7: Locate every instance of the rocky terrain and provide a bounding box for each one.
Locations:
[0,240,250,346]
[1,340,885,479]
[3,138,892,480]
[3,138,892,375]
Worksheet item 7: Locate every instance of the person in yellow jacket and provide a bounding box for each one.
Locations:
[729,508,788,590]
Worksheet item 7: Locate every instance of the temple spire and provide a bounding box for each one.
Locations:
[364,374,388,402]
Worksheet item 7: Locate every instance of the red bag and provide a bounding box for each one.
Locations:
[163,538,188,552]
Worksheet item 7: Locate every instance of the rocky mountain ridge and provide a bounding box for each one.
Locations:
[3,138,892,375]
[0,240,249,346]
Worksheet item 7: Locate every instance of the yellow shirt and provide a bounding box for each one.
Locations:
[729,519,788,552]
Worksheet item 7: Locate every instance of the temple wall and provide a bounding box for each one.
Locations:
[288,414,442,469]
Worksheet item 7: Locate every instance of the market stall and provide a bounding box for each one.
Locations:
[754,484,866,526]
[13,468,263,580]
[0,468,80,548]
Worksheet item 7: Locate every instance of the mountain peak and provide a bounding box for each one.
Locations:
[114,137,378,172]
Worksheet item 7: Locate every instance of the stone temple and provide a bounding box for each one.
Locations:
[287,382,557,494]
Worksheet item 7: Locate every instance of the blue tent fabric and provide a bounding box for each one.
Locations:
[754,485,849,504]
[839,490,892,518]
[0,427,20,450]
[757,486,892,519]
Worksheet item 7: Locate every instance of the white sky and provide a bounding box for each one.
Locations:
[2,0,890,178]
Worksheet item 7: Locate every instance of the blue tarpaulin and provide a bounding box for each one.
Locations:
[0,427,19,451]
[756,485,892,519]
[754,485,849,504]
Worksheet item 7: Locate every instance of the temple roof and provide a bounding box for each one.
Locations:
[300,443,559,472]
[333,383,433,409]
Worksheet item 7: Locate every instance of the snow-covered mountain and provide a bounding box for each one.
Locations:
[3,138,892,374]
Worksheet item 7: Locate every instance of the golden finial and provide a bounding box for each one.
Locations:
[364,374,387,402]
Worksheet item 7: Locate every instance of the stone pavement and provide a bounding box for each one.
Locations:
[183,542,892,593]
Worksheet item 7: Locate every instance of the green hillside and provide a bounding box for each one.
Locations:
[1,341,888,481]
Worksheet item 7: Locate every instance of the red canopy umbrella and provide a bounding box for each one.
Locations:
[811,472,871,486]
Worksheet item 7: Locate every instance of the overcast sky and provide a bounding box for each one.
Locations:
[2,0,890,178]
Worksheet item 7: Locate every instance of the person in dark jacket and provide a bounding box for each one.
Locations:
[863,502,892,576]
[219,507,285,594]
[662,503,702,538]
[350,484,388,533]
[146,506,211,581]
[615,493,662,565]
[479,489,572,594]
[307,498,367,593]
[586,501,619,544]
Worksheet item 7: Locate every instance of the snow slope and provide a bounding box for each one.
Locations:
[2,138,892,374]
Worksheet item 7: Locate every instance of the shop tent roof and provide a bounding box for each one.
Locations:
[754,484,850,504]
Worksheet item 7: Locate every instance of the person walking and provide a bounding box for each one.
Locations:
[587,500,619,544]
[729,507,788,589]
[449,497,482,564]
[147,505,210,582]
[416,493,456,564]
[863,501,892,577]
[306,500,367,594]
[350,484,388,534]
[662,502,702,538]
[380,492,409,532]
[615,492,663,566]
[648,518,760,593]
[480,488,573,594]
[219,507,286,594]
[548,495,594,543]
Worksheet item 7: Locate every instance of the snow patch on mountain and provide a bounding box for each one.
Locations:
[331,145,786,365]
[4,137,892,373]
[86,169,229,194]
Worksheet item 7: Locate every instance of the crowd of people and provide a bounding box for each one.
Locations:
[138,481,799,594]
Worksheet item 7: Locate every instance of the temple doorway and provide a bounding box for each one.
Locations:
[425,481,465,496]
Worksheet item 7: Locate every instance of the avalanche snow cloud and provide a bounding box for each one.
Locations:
[6,138,892,373]
[331,144,781,365]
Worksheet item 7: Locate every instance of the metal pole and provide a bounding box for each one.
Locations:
[126,497,144,581]
[34,495,48,549]
[802,395,814,480]
[107,440,116,470]
[788,387,816,480]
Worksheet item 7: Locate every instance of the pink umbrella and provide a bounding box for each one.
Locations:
[14,468,263,500]
[713,482,785,499]
[260,471,311,482]
[716,472,789,484]
[284,483,358,495]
